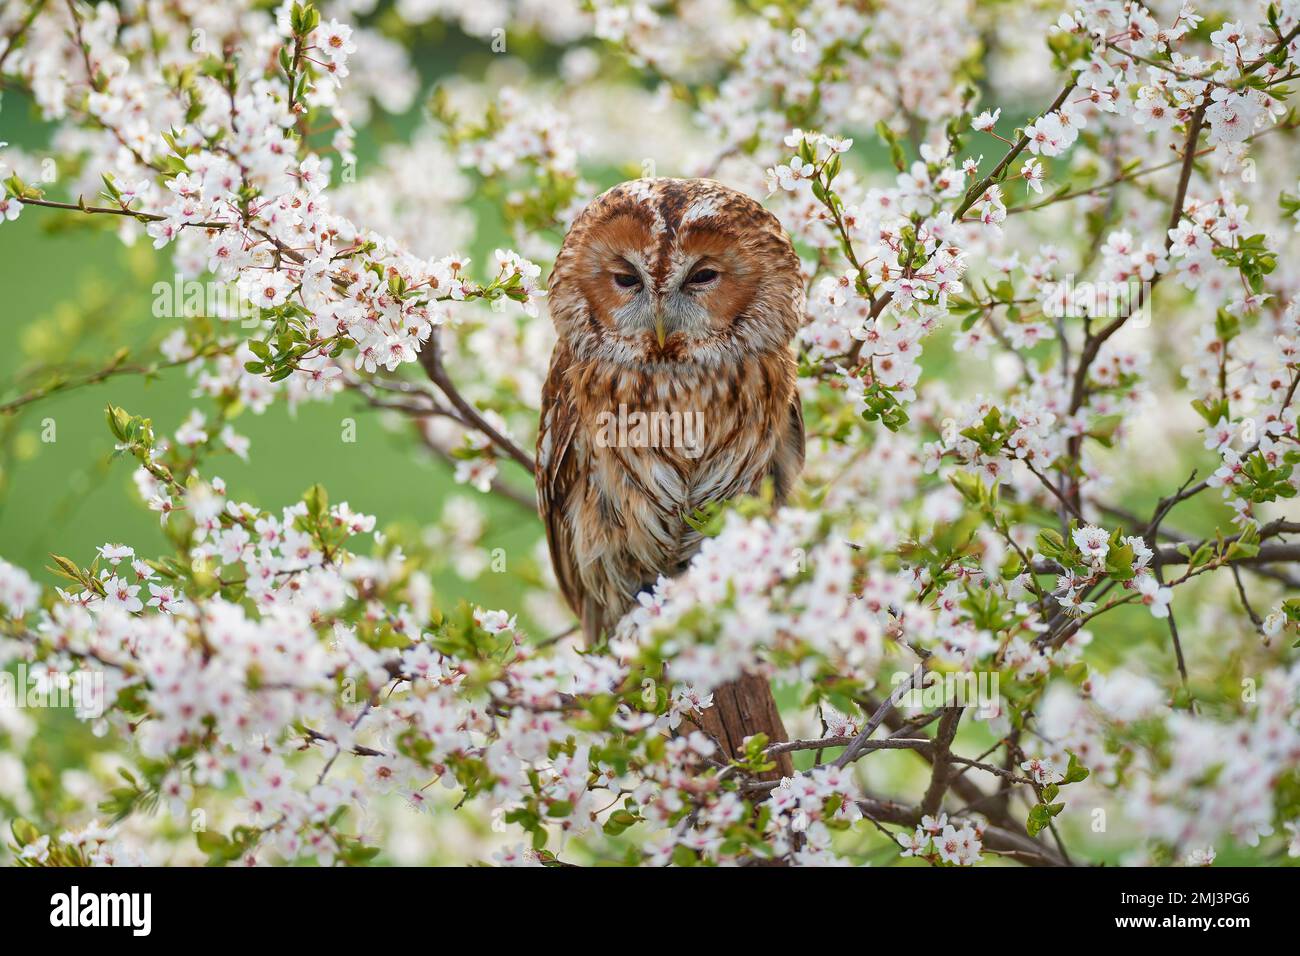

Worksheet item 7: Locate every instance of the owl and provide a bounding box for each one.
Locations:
[538,178,805,773]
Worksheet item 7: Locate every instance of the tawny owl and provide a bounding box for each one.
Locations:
[538,178,804,773]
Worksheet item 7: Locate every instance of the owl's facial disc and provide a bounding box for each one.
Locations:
[604,255,730,354]
[552,179,804,369]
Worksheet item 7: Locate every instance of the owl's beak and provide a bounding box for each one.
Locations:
[653,316,668,348]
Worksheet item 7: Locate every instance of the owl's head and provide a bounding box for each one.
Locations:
[547,178,804,368]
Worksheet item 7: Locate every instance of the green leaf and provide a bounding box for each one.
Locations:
[303,483,328,519]
[603,809,639,836]
[1063,757,1089,784]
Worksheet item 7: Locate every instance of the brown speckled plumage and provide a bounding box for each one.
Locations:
[539,178,805,771]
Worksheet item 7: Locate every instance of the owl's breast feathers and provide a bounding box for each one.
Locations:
[537,341,804,639]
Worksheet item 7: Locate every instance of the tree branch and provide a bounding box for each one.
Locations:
[920,706,963,817]
[416,328,536,476]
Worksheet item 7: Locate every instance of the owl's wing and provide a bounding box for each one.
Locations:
[769,390,806,505]
[536,341,589,630]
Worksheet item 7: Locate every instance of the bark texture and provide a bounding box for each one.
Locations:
[694,673,793,779]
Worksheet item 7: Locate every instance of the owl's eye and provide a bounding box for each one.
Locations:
[688,268,719,285]
[613,273,641,289]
